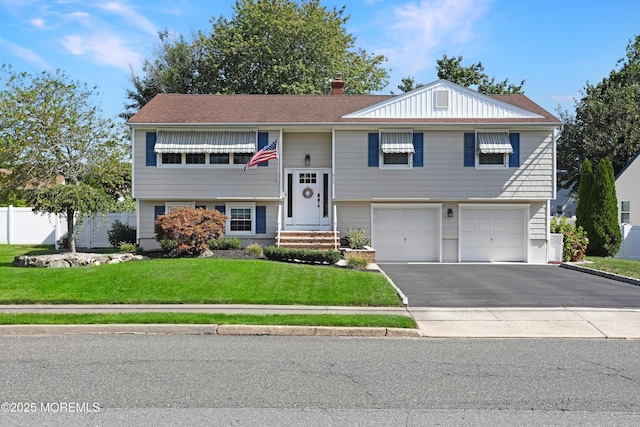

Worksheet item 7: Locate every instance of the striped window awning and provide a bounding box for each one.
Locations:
[154,131,256,153]
[380,132,415,153]
[476,132,513,154]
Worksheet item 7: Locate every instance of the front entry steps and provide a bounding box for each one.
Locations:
[277,230,339,250]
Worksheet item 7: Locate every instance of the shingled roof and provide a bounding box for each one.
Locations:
[128,92,560,125]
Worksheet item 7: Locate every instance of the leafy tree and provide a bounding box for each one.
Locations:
[575,158,594,238]
[588,158,621,256]
[397,54,525,94]
[557,35,640,192]
[123,0,389,118]
[32,184,110,253]
[0,65,130,250]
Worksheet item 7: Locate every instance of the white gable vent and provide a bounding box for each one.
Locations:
[435,90,449,109]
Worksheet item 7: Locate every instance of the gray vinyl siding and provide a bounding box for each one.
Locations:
[133,129,281,199]
[283,132,331,168]
[333,129,554,200]
[138,200,279,242]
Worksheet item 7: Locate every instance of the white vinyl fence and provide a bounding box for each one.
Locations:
[616,224,640,260]
[0,206,135,248]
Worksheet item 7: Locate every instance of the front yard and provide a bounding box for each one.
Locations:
[0,245,402,306]
[584,257,640,280]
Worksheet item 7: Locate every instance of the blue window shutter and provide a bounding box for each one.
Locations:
[368,133,379,167]
[154,205,165,220]
[464,133,475,167]
[412,133,424,167]
[214,205,226,214]
[509,133,520,167]
[257,132,269,166]
[146,132,157,166]
[256,206,266,234]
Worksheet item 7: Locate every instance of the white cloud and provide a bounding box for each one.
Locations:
[97,1,157,36]
[380,0,492,76]
[60,33,142,72]
[29,18,45,28]
[0,36,50,69]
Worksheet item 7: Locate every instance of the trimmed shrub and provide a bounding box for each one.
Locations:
[213,237,243,250]
[345,253,369,270]
[550,216,589,262]
[346,229,370,249]
[155,207,226,255]
[107,220,136,248]
[263,246,340,264]
[159,239,178,252]
[119,242,137,252]
[575,158,594,238]
[588,158,621,256]
[246,243,264,258]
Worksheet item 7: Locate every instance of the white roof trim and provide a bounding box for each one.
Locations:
[343,80,544,120]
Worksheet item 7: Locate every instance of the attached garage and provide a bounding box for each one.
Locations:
[372,204,441,262]
[459,205,528,262]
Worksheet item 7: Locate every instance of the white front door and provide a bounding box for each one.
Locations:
[294,170,322,226]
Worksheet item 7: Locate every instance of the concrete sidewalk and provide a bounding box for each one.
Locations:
[0,304,639,339]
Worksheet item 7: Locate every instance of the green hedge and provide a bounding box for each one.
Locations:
[263,246,340,265]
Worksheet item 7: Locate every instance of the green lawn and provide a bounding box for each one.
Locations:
[1,245,402,306]
[0,312,416,328]
[584,257,640,280]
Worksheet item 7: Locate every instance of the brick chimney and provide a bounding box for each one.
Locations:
[331,72,345,95]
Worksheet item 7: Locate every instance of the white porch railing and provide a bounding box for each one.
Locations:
[276,204,282,248]
[333,204,338,250]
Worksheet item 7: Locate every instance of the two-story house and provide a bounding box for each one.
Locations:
[128,78,561,263]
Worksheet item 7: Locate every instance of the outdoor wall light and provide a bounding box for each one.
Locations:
[305,154,311,166]
[447,208,454,218]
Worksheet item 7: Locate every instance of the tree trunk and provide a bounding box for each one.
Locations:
[67,208,76,253]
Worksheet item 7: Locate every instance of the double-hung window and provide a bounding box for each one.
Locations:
[621,201,631,223]
[225,203,256,235]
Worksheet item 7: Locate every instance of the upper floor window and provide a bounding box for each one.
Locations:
[464,131,519,169]
[155,130,257,167]
[380,131,415,169]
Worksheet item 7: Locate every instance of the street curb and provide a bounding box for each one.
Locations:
[560,263,640,287]
[217,325,421,337]
[0,324,421,337]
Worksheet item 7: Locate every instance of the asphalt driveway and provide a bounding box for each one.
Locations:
[378,264,640,308]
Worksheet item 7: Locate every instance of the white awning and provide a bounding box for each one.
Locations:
[477,132,513,154]
[154,131,256,153]
[380,132,415,153]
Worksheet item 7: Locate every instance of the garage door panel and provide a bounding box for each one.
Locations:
[373,207,440,262]
[460,207,526,262]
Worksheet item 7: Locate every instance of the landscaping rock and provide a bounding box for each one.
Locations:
[12,252,144,268]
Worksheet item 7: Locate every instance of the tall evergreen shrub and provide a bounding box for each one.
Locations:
[588,158,621,256]
[575,158,593,239]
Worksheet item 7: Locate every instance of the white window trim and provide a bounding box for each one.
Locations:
[156,152,254,169]
[621,201,631,224]
[474,129,511,170]
[165,202,196,212]
[380,152,413,169]
[378,129,414,170]
[225,202,256,236]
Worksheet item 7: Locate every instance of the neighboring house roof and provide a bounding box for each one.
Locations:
[128,80,561,126]
[615,150,640,180]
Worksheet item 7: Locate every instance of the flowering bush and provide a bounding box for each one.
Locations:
[550,216,589,262]
[155,206,226,255]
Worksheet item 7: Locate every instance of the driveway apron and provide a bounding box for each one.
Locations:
[379,264,640,308]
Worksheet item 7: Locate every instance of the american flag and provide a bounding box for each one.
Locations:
[242,138,278,173]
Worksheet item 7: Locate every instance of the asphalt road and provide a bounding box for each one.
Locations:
[379,264,640,307]
[1,335,639,426]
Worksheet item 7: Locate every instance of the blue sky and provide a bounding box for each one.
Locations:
[1,0,639,122]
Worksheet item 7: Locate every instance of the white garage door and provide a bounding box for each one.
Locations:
[373,207,440,262]
[460,207,526,262]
